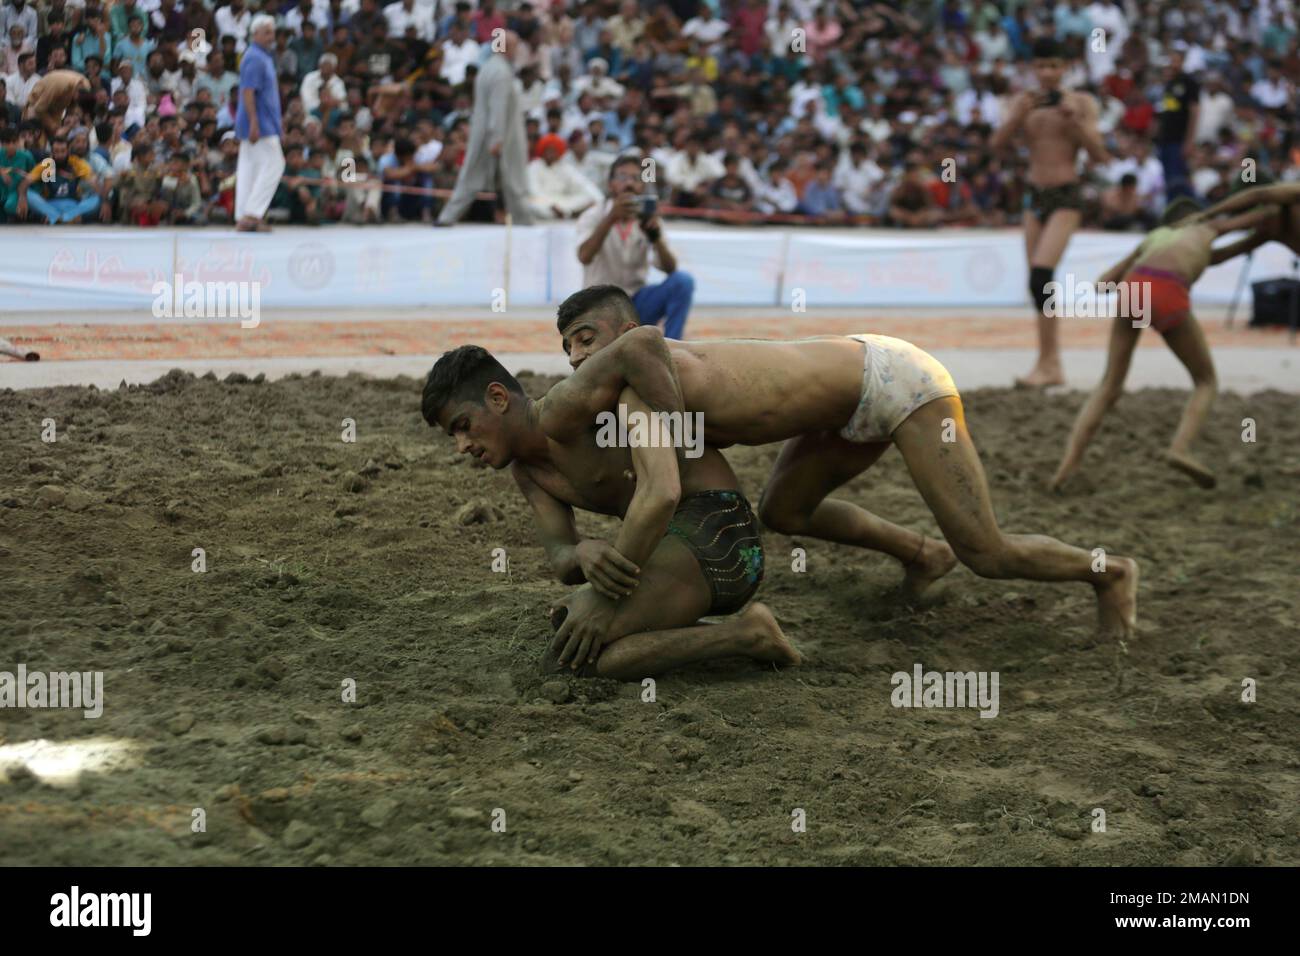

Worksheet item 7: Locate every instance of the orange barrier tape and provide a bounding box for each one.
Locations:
[283,174,492,200]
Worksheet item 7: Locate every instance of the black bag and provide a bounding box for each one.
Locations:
[1250,277,1300,327]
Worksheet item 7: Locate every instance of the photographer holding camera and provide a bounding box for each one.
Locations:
[574,154,694,339]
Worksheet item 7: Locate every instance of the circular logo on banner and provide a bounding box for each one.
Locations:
[966,247,1004,294]
[288,243,335,290]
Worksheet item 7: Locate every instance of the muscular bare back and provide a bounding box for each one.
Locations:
[663,337,866,446]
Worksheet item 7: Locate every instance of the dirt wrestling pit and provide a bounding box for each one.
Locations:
[1,369,1297,866]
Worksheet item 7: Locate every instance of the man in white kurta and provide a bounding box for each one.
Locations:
[299,52,346,114]
[435,31,533,226]
[526,132,602,220]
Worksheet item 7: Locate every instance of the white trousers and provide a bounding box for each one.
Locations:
[234,135,285,222]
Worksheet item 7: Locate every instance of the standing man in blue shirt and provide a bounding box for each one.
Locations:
[235,14,284,232]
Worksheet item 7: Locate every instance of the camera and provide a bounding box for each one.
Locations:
[636,194,658,222]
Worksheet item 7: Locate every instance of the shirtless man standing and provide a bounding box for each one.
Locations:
[549,285,1140,638]
[422,345,800,677]
[990,38,1109,388]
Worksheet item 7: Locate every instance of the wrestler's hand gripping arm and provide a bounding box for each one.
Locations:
[611,385,682,574]
[549,386,684,667]
[510,462,639,599]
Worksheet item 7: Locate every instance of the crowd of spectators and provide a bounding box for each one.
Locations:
[2,0,1298,229]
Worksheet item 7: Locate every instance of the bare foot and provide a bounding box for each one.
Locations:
[1014,363,1065,389]
[1093,556,1138,640]
[1165,449,1216,489]
[901,537,958,600]
[741,602,802,667]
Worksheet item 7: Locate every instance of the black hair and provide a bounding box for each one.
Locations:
[608,153,640,180]
[421,345,524,426]
[1160,196,1201,225]
[1120,172,1137,187]
[556,284,639,334]
[1032,37,1063,60]
[0,127,18,143]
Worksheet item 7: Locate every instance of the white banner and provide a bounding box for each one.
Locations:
[1,225,1292,315]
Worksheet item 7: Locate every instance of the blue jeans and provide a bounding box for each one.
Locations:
[632,270,694,339]
[27,193,101,224]
[382,175,432,220]
[1157,141,1193,202]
